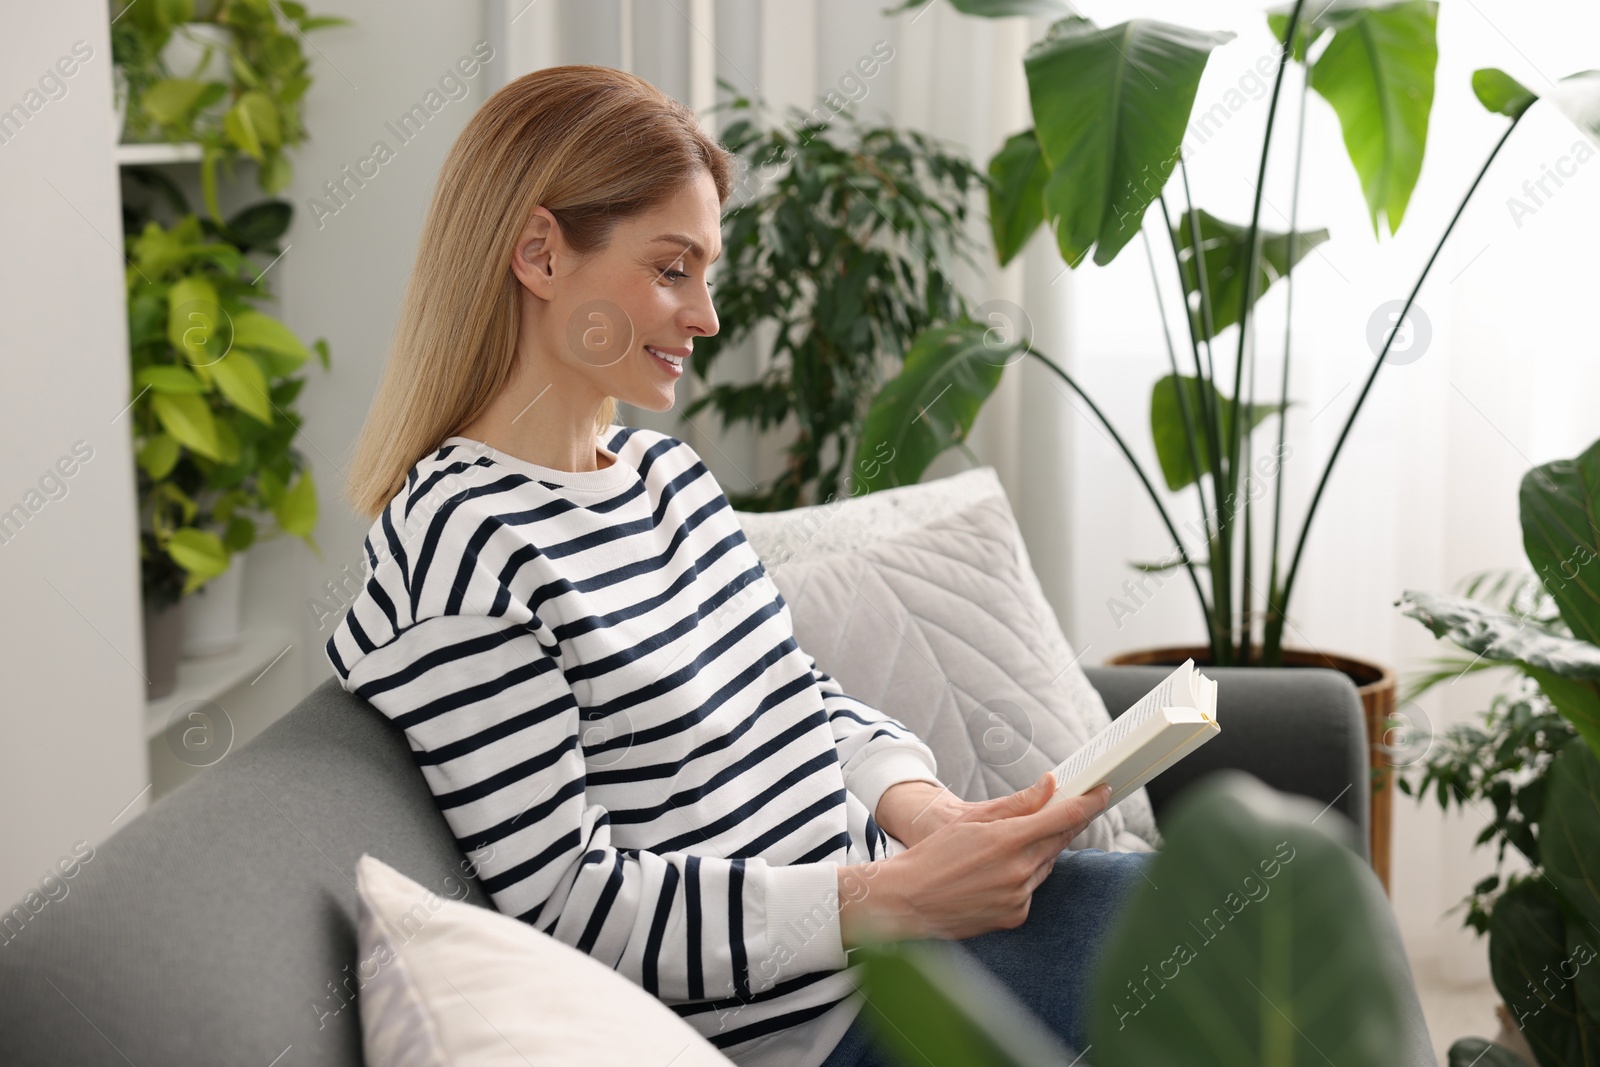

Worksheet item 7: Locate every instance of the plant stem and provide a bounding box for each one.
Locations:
[1222,0,1305,664]
[1025,348,1215,632]
[1262,67,1312,666]
[1141,225,1214,545]
[1161,193,1230,663]
[1274,114,1526,639]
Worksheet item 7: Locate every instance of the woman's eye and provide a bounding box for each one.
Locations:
[661,268,688,282]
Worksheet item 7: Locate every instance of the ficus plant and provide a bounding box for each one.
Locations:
[861,0,1600,668]
[111,0,346,221]
[689,85,990,511]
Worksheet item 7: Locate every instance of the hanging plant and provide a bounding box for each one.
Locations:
[111,0,347,218]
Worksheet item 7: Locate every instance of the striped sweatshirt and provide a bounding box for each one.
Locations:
[325,425,944,1065]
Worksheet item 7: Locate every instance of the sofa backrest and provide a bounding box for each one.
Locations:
[0,677,477,1067]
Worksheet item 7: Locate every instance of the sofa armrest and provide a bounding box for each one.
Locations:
[1082,665,1371,858]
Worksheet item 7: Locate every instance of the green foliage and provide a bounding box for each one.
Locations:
[688,89,988,510]
[114,1,339,610]
[852,321,1019,494]
[1398,435,1600,1066]
[111,0,347,213]
[1088,773,1413,1066]
[1398,683,1577,934]
[1301,1,1439,238]
[853,774,1419,1067]
[124,199,325,607]
[1170,209,1329,343]
[1151,374,1289,491]
[1022,17,1233,268]
[855,939,1079,1066]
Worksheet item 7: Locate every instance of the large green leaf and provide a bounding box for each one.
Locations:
[166,276,225,366]
[1308,1,1439,238]
[1521,437,1600,647]
[222,199,293,250]
[1487,878,1596,1067]
[140,78,211,124]
[165,527,230,595]
[1151,374,1289,490]
[231,310,309,376]
[209,352,274,425]
[1541,737,1600,937]
[274,468,318,538]
[1024,16,1234,268]
[1472,68,1538,119]
[223,90,281,161]
[1396,589,1600,757]
[151,393,223,461]
[988,129,1049,267]
[1171,209,1329,342]
[1088,772,1413,1065]
[134,365,207,394]
[855,938,1078,1066]
[854,321,1017,493]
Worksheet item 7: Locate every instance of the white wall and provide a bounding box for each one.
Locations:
[0,2,149,905]
[275,0,489,697]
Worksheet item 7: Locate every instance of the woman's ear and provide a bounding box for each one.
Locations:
[509,205,560,298]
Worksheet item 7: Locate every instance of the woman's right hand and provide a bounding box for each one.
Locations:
[837,774,1112,948]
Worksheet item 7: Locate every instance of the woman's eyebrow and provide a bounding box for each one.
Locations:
[648,233,721,261]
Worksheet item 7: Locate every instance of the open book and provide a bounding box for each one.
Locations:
[1047,658,1219,810]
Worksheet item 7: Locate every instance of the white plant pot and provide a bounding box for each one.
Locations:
[181,551,246,658]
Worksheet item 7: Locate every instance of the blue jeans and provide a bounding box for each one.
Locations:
[818,848,1154,1066]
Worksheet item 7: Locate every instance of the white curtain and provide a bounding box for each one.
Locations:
[489,0,1600,981]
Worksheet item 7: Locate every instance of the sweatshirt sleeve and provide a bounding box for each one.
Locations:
[800,649,942,819]
[340,610,850,1002]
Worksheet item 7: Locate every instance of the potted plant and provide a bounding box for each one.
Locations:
[112,0,343,693]
[854,0,1600,892]
[687,85,990,511]
[1395,435,1600,1067]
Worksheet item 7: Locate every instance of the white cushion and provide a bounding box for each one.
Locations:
[354,854,737,1067]
[735,467,1159,852]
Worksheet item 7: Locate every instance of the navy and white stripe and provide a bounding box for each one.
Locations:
[326,425,941,1066]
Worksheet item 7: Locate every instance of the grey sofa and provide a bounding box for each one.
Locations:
[0,666,1435,1065]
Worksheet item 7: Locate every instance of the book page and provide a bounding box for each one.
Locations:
[1050,660,1196,792]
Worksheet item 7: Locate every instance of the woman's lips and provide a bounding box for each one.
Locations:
[646,345,685,376]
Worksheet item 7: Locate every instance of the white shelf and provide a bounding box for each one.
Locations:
[144,624,295,740]
[116,142,204,166]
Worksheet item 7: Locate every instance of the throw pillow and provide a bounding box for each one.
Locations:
[735,468,1159,852]
[354,854,737,1067]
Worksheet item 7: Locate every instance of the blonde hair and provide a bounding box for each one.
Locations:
[343,65,736,520]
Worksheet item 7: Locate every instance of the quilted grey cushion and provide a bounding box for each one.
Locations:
[735,469,1159,852]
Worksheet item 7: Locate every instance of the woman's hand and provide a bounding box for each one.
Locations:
[841,773,1112,948]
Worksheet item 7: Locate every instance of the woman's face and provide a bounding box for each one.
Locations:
[523,168,722,415]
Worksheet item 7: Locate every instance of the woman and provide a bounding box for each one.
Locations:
[328,65,1152,1066]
